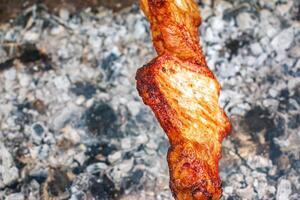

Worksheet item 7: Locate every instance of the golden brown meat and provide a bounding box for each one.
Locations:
[136,0,231,199]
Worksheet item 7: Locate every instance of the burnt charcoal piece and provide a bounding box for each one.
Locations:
[288,114,300,129]
[101,53,118,80]
[47,169,71,197]
[32,123,44,136]
[14,145,31,171]
[245,106,284,162]
[26,61,52,73]
[121,169,144,190]
[278,89,290,111]
[17,43,52,73]
[225,34,251,60]
[84,102,118,137]
[90,174,121,200]
[14,102,33,128]
[130,169,144,185]
[85,144,103,159]
[29,171,48,184]
[266,75,275,84]
[279,88,290,99]
[0,58,14,71]
[19,44,48,63]
[123,152,133,160]
[101,53,118,70]
[265,116,285,162]
[244,106,273,133]
[72,166,82,175]
[99,143,118,157]
[84,143,117,165]
[226,39,240,56]
[70,82,96,99]
[32,99,47,114]
[16,101,31,111]
[0,44,52,73]
[267,116,285,139]
[268,142,282,163]
[278,88,298,112]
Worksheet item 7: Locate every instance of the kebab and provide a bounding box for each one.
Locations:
[135,0,231,199]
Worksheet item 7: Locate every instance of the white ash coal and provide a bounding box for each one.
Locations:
[0,0,300,199]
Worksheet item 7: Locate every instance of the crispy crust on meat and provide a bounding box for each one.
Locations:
[136,1,231,199]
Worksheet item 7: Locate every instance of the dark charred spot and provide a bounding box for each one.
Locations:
[15,43,53,73]
[90,174,122,200]
[225,34,251,60]
[32,99,47,114]
[19,44,48,63]
[14,102,33,129]
[30,173,48,184]
[70,81,96,99]
[123,152,133,159]
[5,182,22,192]
[47,169,71,197]
[226,40,240,56]
[264,115,285,162]
[32,123,44,136]
[244,106,284,162]
[27,61,52,73]
[101,53,118,81]
[84,144,103,162]
[279,88,290,99]
[14,146,29,170]
[16,101,31,110]
[84,142,118,166]
[72,166,82,175]
[121,169,144,191]
[244,106,273,133]
[84,102,118,137]
[288,114,300,129]
[278,88,298,112]
[266,75,275,84]
[0,58,14,72]
[130,169,144,184]
[99,143,118,157]
[101,53,118,70]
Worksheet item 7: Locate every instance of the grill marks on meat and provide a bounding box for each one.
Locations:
[136,0,231,199]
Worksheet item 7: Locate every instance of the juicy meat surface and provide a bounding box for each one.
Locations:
[136,0,231,199]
